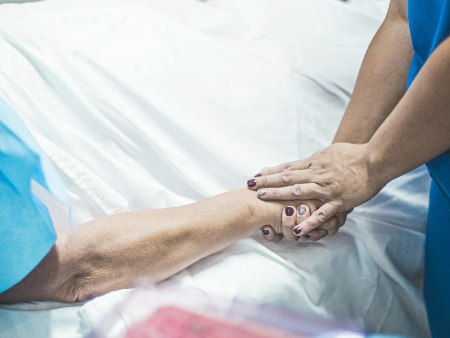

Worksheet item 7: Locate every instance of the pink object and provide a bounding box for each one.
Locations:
[126,306,304,338]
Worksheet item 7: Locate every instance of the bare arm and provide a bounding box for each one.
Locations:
[333,0,412,144]
[368,35,450,184]
[253,35,450,235]
[252,0,413,239]
[0,189,285,303]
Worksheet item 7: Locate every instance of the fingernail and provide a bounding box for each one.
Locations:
[285,207,295,217]
[254,173,262,177]
[258,189,268,197]
[298,205,308,216]
[293,227,302,235]
[247,179,256,188]
[262,229,270,236]
[303,234,311,239]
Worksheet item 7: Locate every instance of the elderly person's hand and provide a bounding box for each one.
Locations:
[249,143,387,239]
[261,200,349,242]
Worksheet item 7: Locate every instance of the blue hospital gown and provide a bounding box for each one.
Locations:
[0,97,67,294]
[407,0,450,336]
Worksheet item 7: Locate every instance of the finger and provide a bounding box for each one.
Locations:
[308,228,329,241]
[261,226,283,242]
[293,203,339,237]
[248,169,313,190]
[293,204,312,239]
[337,211,349,228]
[255,158,312,177]
[317,216,340,236]
[314,211,348,237]
[282,206,299,242]
[257,183,325,201]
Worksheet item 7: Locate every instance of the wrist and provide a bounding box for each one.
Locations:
[366,141,396,189]
[238,189,267,229]
[238,189,282,231]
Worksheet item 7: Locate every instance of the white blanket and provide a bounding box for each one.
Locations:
[0,0,430,337]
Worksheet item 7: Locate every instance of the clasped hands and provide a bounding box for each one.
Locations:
[247,143,386,242]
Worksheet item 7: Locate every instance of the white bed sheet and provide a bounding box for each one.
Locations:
[0,0,430,337]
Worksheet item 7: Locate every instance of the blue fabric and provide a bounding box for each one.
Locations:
[407,1,450,337]
[426,164,450,338]
[0,97,68,294]
[407,0,450,88]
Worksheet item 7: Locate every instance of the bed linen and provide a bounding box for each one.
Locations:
[0,0,430,337]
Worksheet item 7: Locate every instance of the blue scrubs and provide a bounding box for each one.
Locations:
[407,1,450,337]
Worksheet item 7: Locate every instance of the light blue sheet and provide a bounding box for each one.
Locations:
[0,97,68,294]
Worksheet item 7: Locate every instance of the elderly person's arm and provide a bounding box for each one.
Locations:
[0,189,287,303]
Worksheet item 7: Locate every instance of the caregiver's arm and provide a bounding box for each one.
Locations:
[367,35,450,184]
[259,35,450,235]
[0,189,283,303]
[249,0,412,240]
[333,0,412,144]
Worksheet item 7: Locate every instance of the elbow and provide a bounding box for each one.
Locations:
[56,247,116,303]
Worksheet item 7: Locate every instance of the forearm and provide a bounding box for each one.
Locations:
[368,36,450,184]
[333,1,412,144]
[0,189,278,303]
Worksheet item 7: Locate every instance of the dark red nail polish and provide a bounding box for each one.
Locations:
[262,229,270,236]
[247,179,257,188]
[303,234,311,239]
[254,173,262,177]
[293,227,301,235]
[285,207,295,217]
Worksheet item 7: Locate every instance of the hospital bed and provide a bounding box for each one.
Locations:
[0,0,430,337]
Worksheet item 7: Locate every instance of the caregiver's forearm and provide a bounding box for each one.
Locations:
[333,0,412,144]
[0,189,281,303]
[368,36,450,185]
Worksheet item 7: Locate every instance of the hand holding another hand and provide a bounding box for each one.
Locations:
[260,201,349,242]
[249,143,386,240]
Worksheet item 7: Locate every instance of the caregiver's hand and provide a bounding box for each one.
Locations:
[248,143,387,237]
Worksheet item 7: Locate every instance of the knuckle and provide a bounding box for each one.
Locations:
[337,199,347,213]
[314,210,327,223]
[260,176,268,186]
[322,180,333,189]
[303,223,314,232]
[283,162,293,170]
[281,169,292,184]
[261,167,270,176]
[292,184,302,197]
[322,181,337,196]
